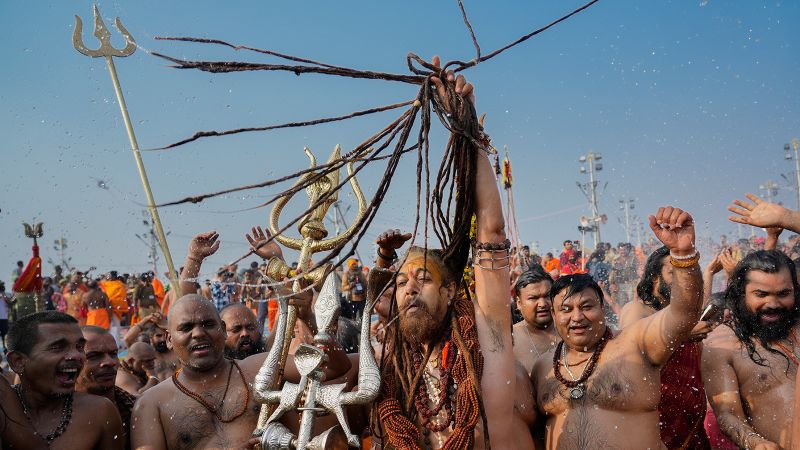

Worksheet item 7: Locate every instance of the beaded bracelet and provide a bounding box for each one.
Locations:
[472,238,511,251]
[670,253,700,268]
[670,250,698,260]
[744,431,764,450]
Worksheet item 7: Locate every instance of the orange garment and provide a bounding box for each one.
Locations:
[152,278,166,307]
[86,308,111,330]
[63,285,88,326]
[545,258,561,274]
[267,299,278,332]
[100,279,129,320]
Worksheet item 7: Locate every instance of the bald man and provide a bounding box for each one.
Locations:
[131,294,357,450]
[220,303,267,360]
[116,342,159,396]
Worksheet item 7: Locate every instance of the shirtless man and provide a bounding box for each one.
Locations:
[131,293,356,450]
[116,342,160,395]
[531,206,704,449]
[82,279,113,330]
[710,193,800,449]
[77,325,137,450]
[620,245,713,448]
[702,250,798,449]
[124,313,180,380]
[373,60,531,449]
[512,266,559,375]
[6,311,123,449]
[1,375,48,450]
[220,303,267,359]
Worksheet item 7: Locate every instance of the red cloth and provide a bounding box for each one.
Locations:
[13,245,42,293]
[659,342,710,449]
[703,404,738,449]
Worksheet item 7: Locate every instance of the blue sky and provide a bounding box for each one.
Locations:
[1,1,798,280]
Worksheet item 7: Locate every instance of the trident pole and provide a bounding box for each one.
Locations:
[73,6,181,299]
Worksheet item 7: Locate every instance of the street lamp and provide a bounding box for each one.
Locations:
[784,139,800,210]
[577,152,604,248]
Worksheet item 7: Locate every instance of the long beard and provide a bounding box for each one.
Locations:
[739,307,798,342]
[399,300,442,345]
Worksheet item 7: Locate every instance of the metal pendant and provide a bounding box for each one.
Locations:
[569,384,585,399]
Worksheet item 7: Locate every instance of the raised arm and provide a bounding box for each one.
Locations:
[432,56,515,448]
[179,231,220,295]
[632,206,703,366]
[703,252,723,302]
[729,193,800,234]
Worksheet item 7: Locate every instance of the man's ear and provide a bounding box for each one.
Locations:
[220,320,228,337]
[7,351,27,376]
[444,280,457,303]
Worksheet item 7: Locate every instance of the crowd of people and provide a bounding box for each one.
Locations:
[1,64,799,450]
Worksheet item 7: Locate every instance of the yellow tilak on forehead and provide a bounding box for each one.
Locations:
[401,256,445,284]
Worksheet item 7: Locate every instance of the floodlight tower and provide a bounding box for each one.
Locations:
[577,152,604,247]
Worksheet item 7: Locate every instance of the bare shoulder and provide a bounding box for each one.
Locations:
[704,324,739,349]
[240,352,267,376]
[73,391,116,411]
[619,300,654,328]
[137,374,175,406]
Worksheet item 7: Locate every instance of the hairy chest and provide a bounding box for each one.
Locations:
[537,359,659,416]
[160,384,261,450]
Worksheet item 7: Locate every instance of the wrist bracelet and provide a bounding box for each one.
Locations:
[670,253,700,268]
[377,249,397,261]
[744,431,763,450]
[669,250,698,260]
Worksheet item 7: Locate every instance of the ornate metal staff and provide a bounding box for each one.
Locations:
[72,5,181,298]
[253,145,369,449]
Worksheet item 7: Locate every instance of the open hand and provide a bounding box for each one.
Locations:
[246,226,284,261]
[648,206,696,256]
[728,193,789,229]
[187,231,220,260]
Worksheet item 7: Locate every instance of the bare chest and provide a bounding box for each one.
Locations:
[159,384,261,450]
[732,347,796,435]
[537,354,660,416]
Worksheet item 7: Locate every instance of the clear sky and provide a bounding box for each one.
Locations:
[1,1,798,280]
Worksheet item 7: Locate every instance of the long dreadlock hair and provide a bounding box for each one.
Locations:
[375,247,487,450]
[726,250,800,372]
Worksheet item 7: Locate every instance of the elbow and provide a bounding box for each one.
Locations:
[477,211,506,240]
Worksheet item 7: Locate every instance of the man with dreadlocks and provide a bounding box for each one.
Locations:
[703,194,800,450]
[373,61,523,450]
[702,250,799,450]
[531,206,704,449]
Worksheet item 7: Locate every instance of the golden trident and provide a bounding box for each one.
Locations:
[256,145,367,431]
[72,6,181,299]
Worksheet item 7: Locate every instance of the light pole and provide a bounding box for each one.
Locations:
[577,152,604,248]
[784,139,800,210]
[618,199,635,243]
[758,180,781,204]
